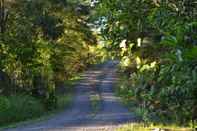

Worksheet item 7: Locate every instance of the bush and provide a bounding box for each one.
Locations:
[0,96,10,113]
[0,94,45,126]
[117,61,197,125]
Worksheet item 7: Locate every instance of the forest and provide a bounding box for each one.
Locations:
[0,0,106,126]
[92,0,197,127]
[0,0,197,130]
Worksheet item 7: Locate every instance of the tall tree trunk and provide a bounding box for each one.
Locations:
[0,0,8,41]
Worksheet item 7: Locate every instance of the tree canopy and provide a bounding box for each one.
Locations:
[0,0,197,127]
[92,0,197,125]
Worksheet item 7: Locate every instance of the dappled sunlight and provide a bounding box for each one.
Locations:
[4,61,137,131]
[100,80,113,84]
[2,0,196,130]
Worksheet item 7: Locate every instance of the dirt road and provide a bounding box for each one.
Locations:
[6,61,136,131]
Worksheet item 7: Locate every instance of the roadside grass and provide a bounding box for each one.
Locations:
[0,95,45,127]
[0,74,81,129]
[115,75,196,131]
[90,93,101,115]
[0,94,73,130]
[117,123,194,131]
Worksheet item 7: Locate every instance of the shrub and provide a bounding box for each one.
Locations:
[117,61,197,125]
[0,96,10,113]
[0,94,44,126]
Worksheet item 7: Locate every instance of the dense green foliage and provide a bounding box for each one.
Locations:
[93,0,197,125]
[0,0,197,127]
[0,95,44,126]
[0,0,103,125]
[0,75,79,127]
[0,1,91,96]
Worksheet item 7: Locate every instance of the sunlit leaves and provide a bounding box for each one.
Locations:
[94,0,197,125]
[0,0,97,100]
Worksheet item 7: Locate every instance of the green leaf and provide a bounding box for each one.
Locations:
[183,46,197,60]
[160,35,178,47]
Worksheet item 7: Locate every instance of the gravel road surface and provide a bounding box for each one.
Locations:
[5,61,136,131]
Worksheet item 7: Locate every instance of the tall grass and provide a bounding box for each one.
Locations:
[0,75,81,127]
[0,95,45,126]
